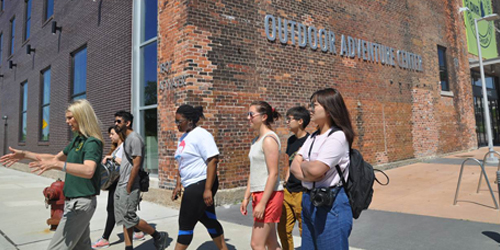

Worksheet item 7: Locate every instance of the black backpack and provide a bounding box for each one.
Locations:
[312,128,389,219]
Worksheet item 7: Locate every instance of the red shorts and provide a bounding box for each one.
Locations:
[251,191,284,223]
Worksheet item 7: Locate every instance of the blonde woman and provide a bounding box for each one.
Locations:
[0,99,104,250]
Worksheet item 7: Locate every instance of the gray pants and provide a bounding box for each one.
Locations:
[114,185,141,229]
[46,196,97,250]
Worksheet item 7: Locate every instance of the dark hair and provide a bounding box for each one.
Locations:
[250,101,281,126]
[114,110,134,127]
[176,104,205,125]
[286,106,311,129]
[107,126,125,155]
[310,88,354,148]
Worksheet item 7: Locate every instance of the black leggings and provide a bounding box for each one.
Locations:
[177,178,224,245]
[102,181,140,240]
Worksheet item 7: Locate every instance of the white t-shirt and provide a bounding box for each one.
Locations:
[112,143,124,160]
[297,129,350,189]
[174,127,219,187]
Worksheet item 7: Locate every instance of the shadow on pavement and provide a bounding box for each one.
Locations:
[196,238,237,250]
[483,231,500,244]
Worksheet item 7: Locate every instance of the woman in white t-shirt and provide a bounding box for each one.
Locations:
[240,101,284,250]
[291,88,354,250]
[171,104,228,250]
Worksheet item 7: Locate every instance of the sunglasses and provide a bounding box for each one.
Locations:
[247,112,262,118]
[175,119,187,125]
[114,119,122,124]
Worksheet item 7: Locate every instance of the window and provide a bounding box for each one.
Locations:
[44,0,54,21]
[438,46,449,91]
[71,47,87,100]
[40,68,51,141]
[0,33,3,66]
[24,0,32,41]
[133,0,158,174]
[1,0,4,12]
[20,82,28,142]
[9,17,15,56]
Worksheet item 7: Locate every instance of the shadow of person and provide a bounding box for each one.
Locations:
[483,231,500,244]
[196,238,237,250]
[134,233,174,250]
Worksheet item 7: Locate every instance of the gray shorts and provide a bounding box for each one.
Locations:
[114,185,141,229]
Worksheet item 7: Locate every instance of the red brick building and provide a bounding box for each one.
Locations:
[1,0,500,199]
[156,0,491,192]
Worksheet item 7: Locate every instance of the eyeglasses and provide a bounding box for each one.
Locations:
[247,112,262,118]
[114,119,122,124]
[175,119,187,125]
[286,117,296,123]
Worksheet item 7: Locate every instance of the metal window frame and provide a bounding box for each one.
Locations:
[23,0,31,42]
[19,81,28,142]
[40,67,51,142]
[437,45,449,91]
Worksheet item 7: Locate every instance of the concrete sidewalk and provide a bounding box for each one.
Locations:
[2,147,500,249]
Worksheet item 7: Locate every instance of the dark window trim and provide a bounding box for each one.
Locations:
[70,45,87,101]
[0,32,3,66]
[438,45,449,92]
[19,81,28,143]
[39,66,51,142]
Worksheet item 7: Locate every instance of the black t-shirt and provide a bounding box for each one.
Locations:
[285,133,309,193]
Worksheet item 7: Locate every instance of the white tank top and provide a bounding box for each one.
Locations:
[248,131,283,192]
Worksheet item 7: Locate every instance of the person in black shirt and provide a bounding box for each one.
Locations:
[278,106,310,250]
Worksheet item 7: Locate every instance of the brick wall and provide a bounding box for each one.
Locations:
[0,0,132,155]
[158,0,477,189]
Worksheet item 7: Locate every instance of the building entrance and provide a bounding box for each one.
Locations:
[471,71,500,147]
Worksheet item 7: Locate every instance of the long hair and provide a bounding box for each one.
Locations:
[67,99,104,144]
[107,126,124,155]
[250,101,281,127]
[310,88,354,148]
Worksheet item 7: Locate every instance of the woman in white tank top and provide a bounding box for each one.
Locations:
[240,101,284,250]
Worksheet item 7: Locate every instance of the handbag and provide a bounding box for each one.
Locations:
[100,159,120,190]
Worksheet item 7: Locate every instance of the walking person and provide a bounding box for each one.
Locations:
[92,126,144,249]
[278,106,310,250]
[291,88,354,250]
[0,99,103,250]
[240,101,284,250]
[171,104,228,250]
[113,111,168,250]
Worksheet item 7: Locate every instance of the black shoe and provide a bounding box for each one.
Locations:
[154,232,168,250]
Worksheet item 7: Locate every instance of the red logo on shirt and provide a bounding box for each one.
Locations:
[179,140,186,153]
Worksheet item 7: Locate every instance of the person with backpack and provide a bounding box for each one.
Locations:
[0,99,103,250]
[278,106,310,250]
[240,101,284,250]
[92,126,144,249]
[113,111,168,250]
[171,104,228,250]
[290,88,354,250]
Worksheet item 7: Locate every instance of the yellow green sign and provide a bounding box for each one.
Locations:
[463,0,498,59]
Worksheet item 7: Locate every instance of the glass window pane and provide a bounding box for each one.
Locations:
[142,0,157,42]
[25,0,31,40]
[43,69,51,104]
[0,33,3,66]
[10,18,15,55]
[21,112,27,142]
[73,94,86,100]
[46,0,54,20]
[73,48,87,96]
[141,42,157,106]
[142,108,158,174]
[41,106,50,141]
[23,84,28,112]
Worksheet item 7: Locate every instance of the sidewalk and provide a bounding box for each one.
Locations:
[1,147,500,249]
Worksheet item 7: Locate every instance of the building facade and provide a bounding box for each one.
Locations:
[1,0,500,197]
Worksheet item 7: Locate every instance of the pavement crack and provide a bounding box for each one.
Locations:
[0,229,19,250]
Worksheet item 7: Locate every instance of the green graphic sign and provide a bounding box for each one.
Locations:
[463,0,498,59]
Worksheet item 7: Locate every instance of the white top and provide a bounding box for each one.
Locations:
[175,127,220,187]
[297,129,350,189]
[248,131,283,192]
[112,143,124,160]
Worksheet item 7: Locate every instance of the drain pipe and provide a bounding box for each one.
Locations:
[2,115,7,156]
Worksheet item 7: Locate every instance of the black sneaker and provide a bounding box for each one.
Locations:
[153,232,168,250]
